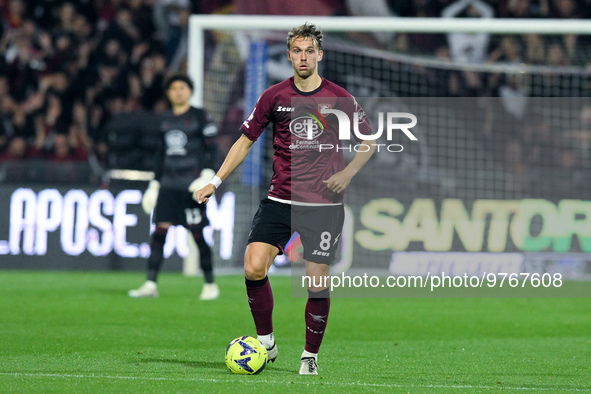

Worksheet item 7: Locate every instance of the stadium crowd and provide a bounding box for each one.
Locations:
[0,0,589,169]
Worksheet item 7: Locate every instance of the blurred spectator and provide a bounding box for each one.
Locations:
[344,0,445,53]
[551,0,581,18]
[500,0,537,18]
[96,0,121,31]
[44,31,78,73]
[523,34,545,64]
[125,72,142,111]
[4,28,39,101]
[498,74,529,112]
[558,149,580,170]
[55,2,77,32]
[568,105,591,163]
[70,100,92,150]
[128,0,156,39]
[44,132,88,161]
[447,69,487,96]
[503,138,526,192]
[441,0,494,64]
[101,5,138,55]
[398,0,447,54]
[101,37,129,68]
[138,51,166,109]
[546,42,568,66]
[72,13,94,42]
[504,139,525,172]
[153,0,190,71]
[0,91,39,161]
[520,119,552,169]
[233,0,343,16]
[488,36,522,64]
[87,59,127,108]
[196,0,233,14]
[344,0,396,50]
[4,0,27,30]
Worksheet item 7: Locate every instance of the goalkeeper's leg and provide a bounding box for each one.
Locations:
[146,225,170,282]
[128,224,169,298]
[189,226,219,301]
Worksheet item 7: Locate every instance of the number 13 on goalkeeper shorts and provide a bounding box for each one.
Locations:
[185,208,202,225]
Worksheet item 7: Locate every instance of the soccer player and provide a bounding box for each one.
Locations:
[129,74,220,301]
[195,23,375,374]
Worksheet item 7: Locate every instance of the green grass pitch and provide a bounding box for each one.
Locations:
[0,271,589,393]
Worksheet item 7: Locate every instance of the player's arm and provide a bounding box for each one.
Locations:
[323,140,376,194]
[201,112,219,170]
[141,116,165,214]
[188,113,219,195]
[195,134,255,203]
[215,134,255,181]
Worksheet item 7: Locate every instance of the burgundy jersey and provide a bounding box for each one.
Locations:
[241,77,371,204]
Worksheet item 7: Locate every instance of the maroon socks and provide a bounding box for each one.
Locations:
[304,288,330,353]
[245,276,274,335]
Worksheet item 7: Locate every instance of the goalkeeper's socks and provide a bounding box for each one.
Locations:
[147,227,168,282]
[192,231,214,283]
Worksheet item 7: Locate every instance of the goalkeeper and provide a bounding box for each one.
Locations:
[129,74,219,300]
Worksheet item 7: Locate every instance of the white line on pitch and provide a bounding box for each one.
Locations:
[0,372,589,392]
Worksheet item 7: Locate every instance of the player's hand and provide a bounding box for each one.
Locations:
[141,180,160,214]
[194,184,216,204]
[189,168,215,194]
[322,170,353,194]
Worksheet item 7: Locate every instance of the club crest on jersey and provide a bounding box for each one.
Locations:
[318,103,332,112]
[289,110,327,140]
[165,129,188,155]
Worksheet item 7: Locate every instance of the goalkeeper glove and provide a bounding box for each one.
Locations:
[189,168,216,200]
[141,180,160,214]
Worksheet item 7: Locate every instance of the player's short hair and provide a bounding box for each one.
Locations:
[164,73,194,92]
[287,23,323,51]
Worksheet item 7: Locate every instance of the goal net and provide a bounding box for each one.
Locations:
[189,15,591,284]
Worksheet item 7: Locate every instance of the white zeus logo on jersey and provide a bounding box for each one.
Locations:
[165,129,188,155]
[277,106,295,112]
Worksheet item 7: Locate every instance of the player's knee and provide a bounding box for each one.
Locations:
[244,242,279,280]
[244,259,266,280]
[244,248,269,280]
